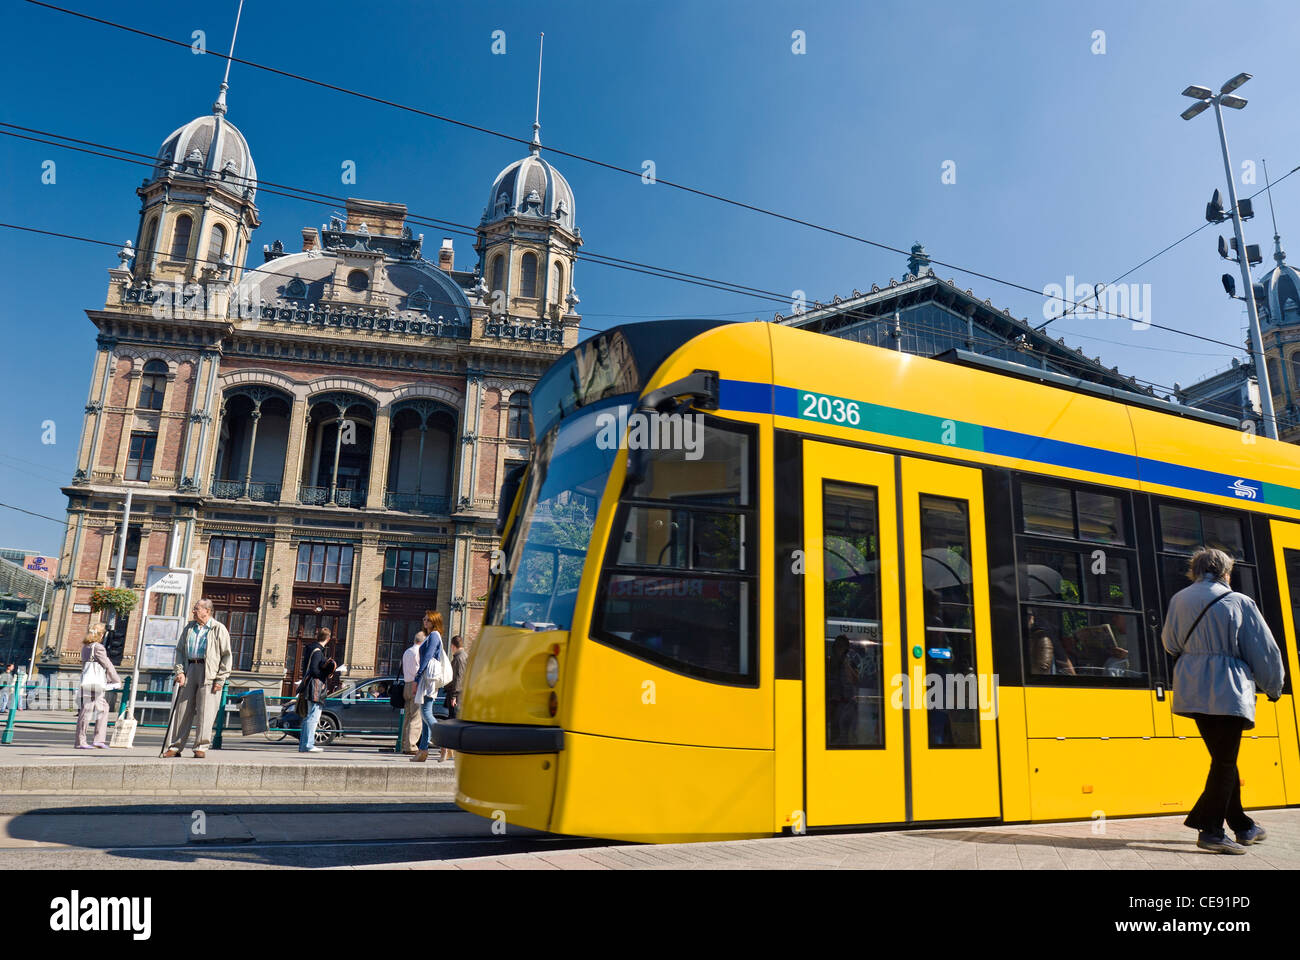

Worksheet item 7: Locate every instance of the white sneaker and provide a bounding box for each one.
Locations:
[306,746,324,753]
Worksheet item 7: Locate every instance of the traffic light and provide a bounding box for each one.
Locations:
[104,628,126,666]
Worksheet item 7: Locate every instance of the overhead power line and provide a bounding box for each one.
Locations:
[0,121,1258,354]
[18,0,1250,337]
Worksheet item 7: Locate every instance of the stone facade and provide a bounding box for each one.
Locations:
[45,91,582,695]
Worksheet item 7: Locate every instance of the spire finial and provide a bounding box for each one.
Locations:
[1263,158,1285,264]
[531,32,544,154]
[213,0,245,116]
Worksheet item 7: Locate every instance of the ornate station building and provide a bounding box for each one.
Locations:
[45,81,583,693]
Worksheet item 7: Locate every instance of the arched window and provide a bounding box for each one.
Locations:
[207,223,228,265]
[1269,357,1284,399]
[507,392,530,439]
[140,218,158,264]
[170,214,192,260]
[520,253,537,298]
[138,360,168,411]
[489,256,504,300]
[551,262,565,303]
[1290,352,1300,399]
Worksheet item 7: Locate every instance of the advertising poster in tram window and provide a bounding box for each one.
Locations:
[827,617,883,744]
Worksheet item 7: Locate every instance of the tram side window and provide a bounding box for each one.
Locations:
[1155,502,1257,605]
[593,418,758,684]
[1016,478,1147,684]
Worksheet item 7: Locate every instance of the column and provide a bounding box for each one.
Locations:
[112,363,145,480]
[255,534,296,682]
[349,535,383,677]
[74,340,115,482]
[242,402,262,495]
[280,396,310,502]
[365,405,393,510]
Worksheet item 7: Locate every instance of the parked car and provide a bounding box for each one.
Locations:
[274,677,448,745]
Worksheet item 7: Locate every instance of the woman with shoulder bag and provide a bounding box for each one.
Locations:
[77,624,121,749]
[1162,547,1285,854]
[410,611,447,763]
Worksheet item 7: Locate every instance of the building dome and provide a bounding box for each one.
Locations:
[151,84,257,201]
[1259,237,1300,328]
[483,128,575,232]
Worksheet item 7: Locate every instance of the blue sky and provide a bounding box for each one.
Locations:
[3,0,1300,554]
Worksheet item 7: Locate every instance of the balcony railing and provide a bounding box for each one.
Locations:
[210,479,282,502]
[384,491,451,515]
[299,485,368,508]
[211,479,245,499]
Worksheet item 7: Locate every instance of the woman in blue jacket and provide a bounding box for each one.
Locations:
[1162,547,1285,854]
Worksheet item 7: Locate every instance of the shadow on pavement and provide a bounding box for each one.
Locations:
[2,800,613,868]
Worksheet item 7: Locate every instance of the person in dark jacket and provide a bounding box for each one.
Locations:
[1162,547,1285,854]
[438,635,467,762]
[298,627,340,753]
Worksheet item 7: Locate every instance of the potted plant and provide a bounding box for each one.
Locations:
[89,587,139,620]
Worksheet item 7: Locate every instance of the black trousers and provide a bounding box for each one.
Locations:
[1185,714,1255,835]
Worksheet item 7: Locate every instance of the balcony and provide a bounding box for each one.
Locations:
[210,479,282,503]
[385,492,451,515]
[300,485,368,508]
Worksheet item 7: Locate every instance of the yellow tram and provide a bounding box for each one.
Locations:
[432,319,1300,842]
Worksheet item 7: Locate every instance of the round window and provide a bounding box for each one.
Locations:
[347,270,369,292]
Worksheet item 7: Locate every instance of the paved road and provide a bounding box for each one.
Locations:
[0,797,605,869]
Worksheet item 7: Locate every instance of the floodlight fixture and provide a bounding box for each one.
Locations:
[1218,235,1230,259]
[1182,84,1213,99]
[1181,100,1211,121]
[1220,94,1248,109]
[1222,274,1237,297]
[1221,72,1251,94]
[1206,189,1226,222]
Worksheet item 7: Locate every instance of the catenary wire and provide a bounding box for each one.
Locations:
[0,122,1259,354]
[16,0,1254,335]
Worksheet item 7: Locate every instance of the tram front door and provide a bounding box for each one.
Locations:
[801,440,1001,826]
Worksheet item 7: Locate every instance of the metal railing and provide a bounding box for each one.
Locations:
[211,479,283,502]
[384,491,451,514]
[299,485,368,508]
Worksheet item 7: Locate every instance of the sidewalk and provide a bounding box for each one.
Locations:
[393,807,1300,870]
[0,723,455,797]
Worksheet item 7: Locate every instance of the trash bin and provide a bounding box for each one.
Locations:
[239,689,268,736]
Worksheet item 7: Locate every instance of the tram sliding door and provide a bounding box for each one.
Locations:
[803,441,1001,826]
[1267,520,1300,776]
[802,441,905,826]
[899,457,1000,821]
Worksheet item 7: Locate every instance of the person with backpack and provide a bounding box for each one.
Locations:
[410,611,447,763]
[297,627,344,753]
[1162,547,1285,855]
[76,623,120,749]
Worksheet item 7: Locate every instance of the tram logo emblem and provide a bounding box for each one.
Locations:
[1230,479,1260,500]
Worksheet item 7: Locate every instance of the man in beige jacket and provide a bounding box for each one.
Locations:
[163,598,232,758]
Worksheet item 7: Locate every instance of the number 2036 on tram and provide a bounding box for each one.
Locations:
[430,319,1300,842]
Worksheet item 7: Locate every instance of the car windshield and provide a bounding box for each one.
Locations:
[490,395,629,631]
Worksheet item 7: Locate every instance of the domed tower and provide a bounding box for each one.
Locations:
[130,81,259,289]
[476,119,581,322]
[1257,232,1300,433]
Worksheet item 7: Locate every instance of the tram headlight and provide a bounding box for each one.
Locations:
[545,654,559,688]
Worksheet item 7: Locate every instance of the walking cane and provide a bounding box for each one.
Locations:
[158,675,182,759]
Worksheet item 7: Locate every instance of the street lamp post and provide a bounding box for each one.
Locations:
[1181,74,1277,440]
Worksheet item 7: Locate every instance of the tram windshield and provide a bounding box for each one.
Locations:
[490,396,629,630]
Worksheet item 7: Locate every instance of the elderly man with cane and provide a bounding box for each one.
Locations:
[162,599,232,758]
